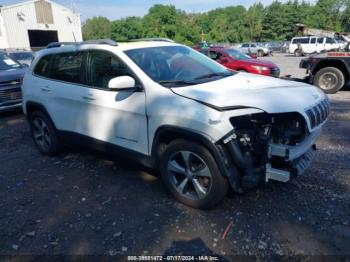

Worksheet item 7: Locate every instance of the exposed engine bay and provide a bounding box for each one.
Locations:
[221,111,324,191]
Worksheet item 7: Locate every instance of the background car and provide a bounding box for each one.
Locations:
[236,42,271,57]
[281,41,290,53]
[289,36,341,56]
[207,47,280,77]
[266,41,283,52]
[6,50,34,66]
[192,42,211,51]
[0,52,26,111]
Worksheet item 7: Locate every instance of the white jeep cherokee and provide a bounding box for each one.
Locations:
[22,39,329,209]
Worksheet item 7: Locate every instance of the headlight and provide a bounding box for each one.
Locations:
[251,65,269,71]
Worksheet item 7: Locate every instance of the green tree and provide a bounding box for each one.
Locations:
[82,16,111,40]
[142,5,178,38]
[111,17,143,41]
[342,0,350,31]
[308,0,346,31]
[81,1,350,45]
[244,3,265,41]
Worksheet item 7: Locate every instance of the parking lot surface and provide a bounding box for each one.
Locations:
[0,57,350,258]
[260,53,307,79]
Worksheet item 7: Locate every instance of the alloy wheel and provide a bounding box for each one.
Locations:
[167,151,212,200]
[32,117,51,151]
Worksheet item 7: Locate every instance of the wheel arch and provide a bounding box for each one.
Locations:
[25,101,56,128]
[151,126,229,177]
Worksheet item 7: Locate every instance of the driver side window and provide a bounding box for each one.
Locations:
[88,50,134,89]
[209,51,222,61]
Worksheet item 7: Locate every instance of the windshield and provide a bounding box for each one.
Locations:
[0,53,21,71]
[225,49,251,60]
[125,45,234,87]
[10,52,34,61]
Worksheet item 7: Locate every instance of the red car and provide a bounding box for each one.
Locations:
[204,47,280,77]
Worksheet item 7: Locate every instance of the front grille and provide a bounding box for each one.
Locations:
[305,99,330,129]
[0,79,21,87]
[270,67,280,77]
[0,88,22,102]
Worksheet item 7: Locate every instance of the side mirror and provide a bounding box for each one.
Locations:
[108,76,137,91]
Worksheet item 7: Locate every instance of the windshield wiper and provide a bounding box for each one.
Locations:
[158,79,197,86]
[193,72,232,80]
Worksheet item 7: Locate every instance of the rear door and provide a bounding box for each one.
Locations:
[250,43,258,53]
[29,51,88,133]
[42,51,88,133]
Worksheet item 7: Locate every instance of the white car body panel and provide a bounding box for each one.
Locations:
[169,72,327,131]
[22,41,327,159]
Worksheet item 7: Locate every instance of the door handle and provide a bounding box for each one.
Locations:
[41,86,51,92]
[82,96,96,101]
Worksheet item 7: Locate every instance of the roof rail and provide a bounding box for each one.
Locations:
[46,39,118,49]
[46,42,77,48]
[129,38,175,43]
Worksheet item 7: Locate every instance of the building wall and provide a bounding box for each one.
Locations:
[0,0,82,49]
[0,13,9,49]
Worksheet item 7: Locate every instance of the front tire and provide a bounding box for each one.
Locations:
[29,111,61,156]
[294,49,302,57]
[257,50,264,57]
[314,67,345,94]
[159,139,228,209]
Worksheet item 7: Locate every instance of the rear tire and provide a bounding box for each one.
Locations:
[159,139,228,209]
[314,67,344,94]
[29,111,61,156]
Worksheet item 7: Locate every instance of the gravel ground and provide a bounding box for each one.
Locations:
[260,53,308,79]
[0,57,349,259]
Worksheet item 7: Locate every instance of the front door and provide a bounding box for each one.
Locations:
[307,37,317,53]
[78,50,148,155]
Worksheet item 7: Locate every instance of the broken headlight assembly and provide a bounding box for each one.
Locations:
[223,112,310,190]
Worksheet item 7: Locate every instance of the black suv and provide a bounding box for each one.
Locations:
[0,52,26,112]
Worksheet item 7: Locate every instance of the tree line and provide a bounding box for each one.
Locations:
[82,0,350,45]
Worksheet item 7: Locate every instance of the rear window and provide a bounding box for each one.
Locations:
[34,52,85,84]
[34,55,52,77]
[50,52,84,84]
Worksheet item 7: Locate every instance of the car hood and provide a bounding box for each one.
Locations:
[171,73,325,113]
[239,58,277,68]
[0,68,25,82]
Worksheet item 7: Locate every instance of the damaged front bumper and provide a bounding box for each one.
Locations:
[218,127,321,192]
[266,146,316,183]
[266,128,321,182]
